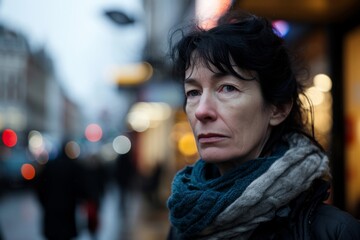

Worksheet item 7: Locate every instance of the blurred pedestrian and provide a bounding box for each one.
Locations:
[142,162,164,207]
[83,153,106,238]
[167,10,360,239]
[115,149,137,218]
[35,141,89,240]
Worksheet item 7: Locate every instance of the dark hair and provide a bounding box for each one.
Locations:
[169,11,318,154]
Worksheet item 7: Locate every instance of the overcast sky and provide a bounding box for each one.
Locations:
[0,0,147,128]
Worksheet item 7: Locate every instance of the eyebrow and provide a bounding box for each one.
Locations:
[184,77,197,84]
[213,72,229,78]
[184,72,230,84]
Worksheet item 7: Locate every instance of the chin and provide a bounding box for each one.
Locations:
[199,151,231,163]
[200,148,248,164]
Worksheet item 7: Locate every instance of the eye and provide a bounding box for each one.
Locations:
[185,90,201,98]
[104,10,135,25]
[220,85,237,93]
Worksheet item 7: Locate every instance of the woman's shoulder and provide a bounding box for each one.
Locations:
[311,203,360,239]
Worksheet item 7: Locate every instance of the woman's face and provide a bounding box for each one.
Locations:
[184,60,278,173]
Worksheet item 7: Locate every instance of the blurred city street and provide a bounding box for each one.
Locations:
[0,183,170,240]
[1,1,360,240]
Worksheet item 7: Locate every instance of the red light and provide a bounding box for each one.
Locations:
[21,163,36,180]
[2,129,18,147]
[85,124,103,142]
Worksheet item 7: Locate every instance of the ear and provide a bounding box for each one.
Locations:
[269,101,293,126]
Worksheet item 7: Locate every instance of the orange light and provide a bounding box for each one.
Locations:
[2,129,18,147]
[85,123,103,142]
[21,163,36,180]
[178,133,198,156]
[112,62,153,86]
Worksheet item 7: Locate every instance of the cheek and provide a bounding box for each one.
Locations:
[185,104,196,120]
[229,105,270,137]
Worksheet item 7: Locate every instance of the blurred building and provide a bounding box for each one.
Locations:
[0,24,28,131]
[0,24,82,188]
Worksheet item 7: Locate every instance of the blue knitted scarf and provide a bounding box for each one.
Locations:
[167,145,287,238]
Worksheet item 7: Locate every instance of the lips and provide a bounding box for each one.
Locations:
[197,133,227,144]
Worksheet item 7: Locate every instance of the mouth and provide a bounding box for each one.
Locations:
[197,133,227,144]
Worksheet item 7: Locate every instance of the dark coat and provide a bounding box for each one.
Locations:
[250,179,360,239]
[36,154,89,240]
[167,180,360,240]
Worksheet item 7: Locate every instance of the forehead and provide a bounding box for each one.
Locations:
[185,57,257,82]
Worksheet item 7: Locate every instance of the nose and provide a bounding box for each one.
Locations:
[194,92,217,122]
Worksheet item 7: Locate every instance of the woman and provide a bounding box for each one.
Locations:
[167,11,360,239]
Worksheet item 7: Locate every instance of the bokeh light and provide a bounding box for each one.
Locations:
[272,20,290,37]
[65,141,81,159]
[21,163,36,180]
[28,130,44,155]
[85,123,103,142]
[38,153,49,164]
[127,102,172,132]
[305,86,325,106]
[127,111,150,132]
[196,0,231,29]
[2,128,17,147]
[112,62,154,86]
[178,133,198,156]
[313,73,332,92]
[113,135,131,154]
